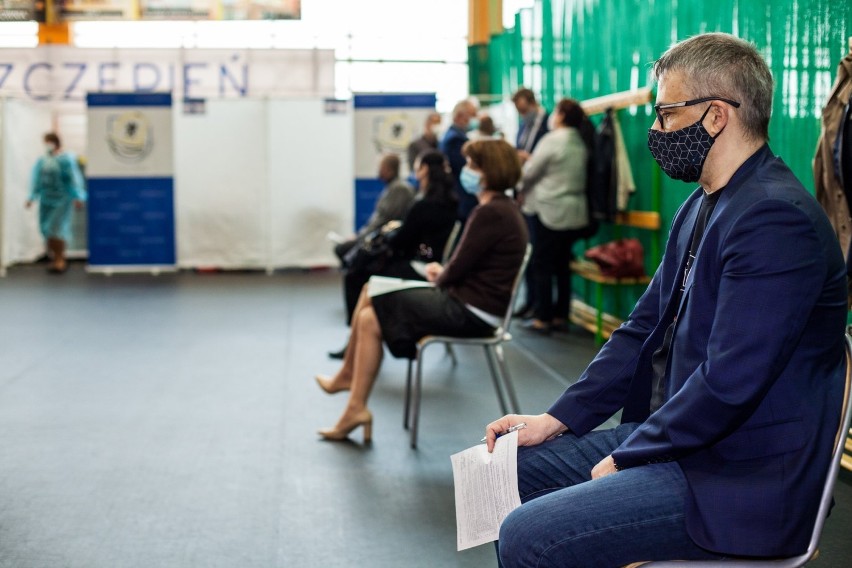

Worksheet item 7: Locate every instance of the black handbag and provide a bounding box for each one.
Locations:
[344,227,399,273]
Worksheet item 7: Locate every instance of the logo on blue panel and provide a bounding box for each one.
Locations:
[106,110,153,163]
[372,112,415,154]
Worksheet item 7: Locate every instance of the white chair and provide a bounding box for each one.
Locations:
[403,244,532,449]
[629,333,852,568]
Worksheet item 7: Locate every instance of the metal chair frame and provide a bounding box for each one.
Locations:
[403,244,532,449]
[441,221,462,264]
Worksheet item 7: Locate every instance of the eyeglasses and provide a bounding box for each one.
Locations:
[654,97,741,130]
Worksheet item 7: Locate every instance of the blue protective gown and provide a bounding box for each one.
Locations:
[29,152,86,241]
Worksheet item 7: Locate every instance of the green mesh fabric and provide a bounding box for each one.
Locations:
[488,0,852,318]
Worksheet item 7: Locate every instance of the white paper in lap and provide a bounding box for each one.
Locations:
[366,275,433,297]
[450,431,521,551]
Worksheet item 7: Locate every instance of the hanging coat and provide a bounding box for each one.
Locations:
[814,50,852,267]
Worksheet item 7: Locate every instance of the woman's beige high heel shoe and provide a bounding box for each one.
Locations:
[315,375,349,394]
[318,409,373,443]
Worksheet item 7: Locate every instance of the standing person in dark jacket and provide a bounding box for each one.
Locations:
[513,88,550,158]
[315,139,528,443]
[511,87,550,319]
[440,99,479,224]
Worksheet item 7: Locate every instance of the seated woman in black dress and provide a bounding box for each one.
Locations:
[342,150,459,324]
[315,139,529,442]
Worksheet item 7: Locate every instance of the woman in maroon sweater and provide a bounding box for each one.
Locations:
[315,139,528,442]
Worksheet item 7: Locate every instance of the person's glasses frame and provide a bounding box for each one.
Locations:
[654,96,741,130]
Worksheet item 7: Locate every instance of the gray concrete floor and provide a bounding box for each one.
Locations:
[0,265,849,568]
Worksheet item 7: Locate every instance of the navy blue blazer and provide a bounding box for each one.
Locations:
[548,145,848,557]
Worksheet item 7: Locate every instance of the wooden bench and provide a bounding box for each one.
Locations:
[570,211,661,345]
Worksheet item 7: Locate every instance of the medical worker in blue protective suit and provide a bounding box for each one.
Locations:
[26,132,86,274]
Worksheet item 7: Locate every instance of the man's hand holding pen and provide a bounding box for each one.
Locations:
[484,413,569,453]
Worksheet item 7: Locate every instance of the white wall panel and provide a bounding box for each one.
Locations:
[1,99,52,271]
[267,99,352,268]
[174,99,268,268]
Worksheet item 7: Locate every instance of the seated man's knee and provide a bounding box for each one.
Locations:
[498,505,536,568]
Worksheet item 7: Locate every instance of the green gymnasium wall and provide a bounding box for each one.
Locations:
[484,0,852,320]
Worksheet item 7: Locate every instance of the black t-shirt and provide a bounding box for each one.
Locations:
[649,189,722,414]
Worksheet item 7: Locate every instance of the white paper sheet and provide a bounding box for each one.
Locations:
[326,231,346,244]
[409,260,428,278]
[450,431,522,551]
[366,275,434,298]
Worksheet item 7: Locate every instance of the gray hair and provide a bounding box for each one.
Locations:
[452,100,476,121]
[652,33,773,141]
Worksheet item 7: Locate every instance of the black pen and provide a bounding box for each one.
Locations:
[481,422,527,443]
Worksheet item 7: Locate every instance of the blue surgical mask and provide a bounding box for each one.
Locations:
[467,118,480,132]
[460,166,482,195]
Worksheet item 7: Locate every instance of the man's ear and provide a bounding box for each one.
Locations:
[706,101,730,137]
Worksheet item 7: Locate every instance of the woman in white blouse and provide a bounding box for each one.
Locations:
[518,98,591,334]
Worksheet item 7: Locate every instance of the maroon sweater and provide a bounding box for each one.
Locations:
[436,194,529,317]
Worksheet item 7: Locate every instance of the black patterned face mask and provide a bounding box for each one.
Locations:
[647,104,719,183]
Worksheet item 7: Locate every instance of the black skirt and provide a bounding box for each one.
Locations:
[371,287,496,359]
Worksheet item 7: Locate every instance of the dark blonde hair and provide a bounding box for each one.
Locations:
[462,139,521,192]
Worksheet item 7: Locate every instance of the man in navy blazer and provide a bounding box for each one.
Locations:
[487,33,848,567]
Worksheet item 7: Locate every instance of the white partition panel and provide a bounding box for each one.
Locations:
[0,97,352,271]
[174,99,268,268]
[1,99,52,272]
[267,99,352,268]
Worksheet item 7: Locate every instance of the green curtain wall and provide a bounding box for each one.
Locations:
[488,0,852,320]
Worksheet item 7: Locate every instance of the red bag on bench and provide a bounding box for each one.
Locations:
[583,238,645,278]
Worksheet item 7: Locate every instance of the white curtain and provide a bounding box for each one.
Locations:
[1,99,52,272]
[174,98,352,270]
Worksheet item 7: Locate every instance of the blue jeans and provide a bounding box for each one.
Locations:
[497,423,725,567]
